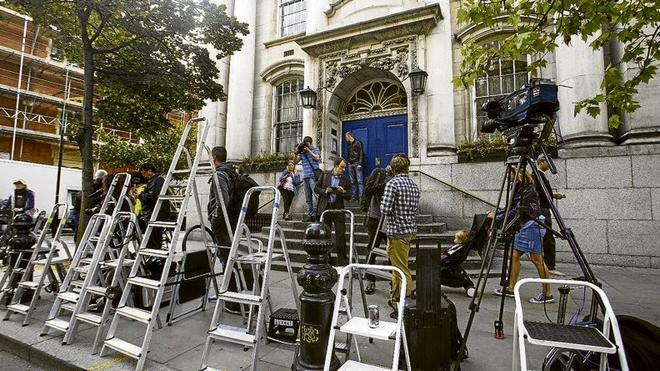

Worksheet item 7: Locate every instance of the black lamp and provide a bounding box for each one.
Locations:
[409,66,428,94]
[300,86,318,109]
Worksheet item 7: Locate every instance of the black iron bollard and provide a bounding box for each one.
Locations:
[293,222,340,371]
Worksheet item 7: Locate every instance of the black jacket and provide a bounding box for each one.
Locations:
[139,174,168,220]
[314,170,352,216]
[208,163,238,221]
[347,139,364,165]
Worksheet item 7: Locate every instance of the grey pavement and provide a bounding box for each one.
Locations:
[1,247,659,370]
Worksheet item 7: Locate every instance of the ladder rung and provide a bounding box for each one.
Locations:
[217,291,262,306]
[234,252,283,265]
[208,325,256,346]
[128,277,161,290]
[33,256,69,265]
[87,286,107,296]
[77,312,103,325]
[7,303,30,314]
[62,303,76,312]
[18,281,39,290]
[103,338,142,359]
[339,360,390,371]
[172,169,192,174]
[115,306,152,324]
[13,268,26,274]
[159,195,185,201]
[89,236,100,242]
[74,266,90,274]
[44,318,69,332]
[138,249,169,258]
[103,259,134,268]
[335,342,350,353]
[71,280,84,288]
[58,292,79,303]
[80,258,93,264]
[370,248,388,257]
[148,221,178,229]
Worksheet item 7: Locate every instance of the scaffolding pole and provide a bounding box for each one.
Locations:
[10,18,28,160]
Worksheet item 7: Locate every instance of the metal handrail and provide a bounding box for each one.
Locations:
[409,169,497,208]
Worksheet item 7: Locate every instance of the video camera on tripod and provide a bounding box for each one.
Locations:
[480,78,560,149]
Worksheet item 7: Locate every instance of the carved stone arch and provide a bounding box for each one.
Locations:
[260,58,305,85]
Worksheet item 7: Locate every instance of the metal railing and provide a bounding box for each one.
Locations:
[409,169,497,208]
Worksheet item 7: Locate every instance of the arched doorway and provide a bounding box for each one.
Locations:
[340,80,408,175]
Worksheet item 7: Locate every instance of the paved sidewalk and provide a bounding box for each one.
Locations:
[1,259,659,370]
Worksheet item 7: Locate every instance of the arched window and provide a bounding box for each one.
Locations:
[275,79,304,153]
[472,41,529,139]
[344,81,407,116]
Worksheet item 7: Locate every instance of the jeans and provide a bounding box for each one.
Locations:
[386,234,414,303]
[348,164,364,200]
[303,177,315,216]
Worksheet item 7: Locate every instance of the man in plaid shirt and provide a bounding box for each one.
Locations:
[380,154,420,318]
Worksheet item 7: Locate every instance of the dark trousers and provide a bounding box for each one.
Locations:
[366,216,387,282]
[209,214,253,294]
[541,209,556,270]
[281,189,294,214]
[324,208,348,265]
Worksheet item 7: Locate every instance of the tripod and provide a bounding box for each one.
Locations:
[453,129,599,370]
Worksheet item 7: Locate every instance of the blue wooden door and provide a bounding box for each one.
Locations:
[342,115,408,176]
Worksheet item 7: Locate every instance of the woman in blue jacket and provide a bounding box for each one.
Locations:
[277,160,302,220]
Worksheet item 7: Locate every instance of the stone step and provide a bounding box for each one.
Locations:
[287,213,437,225]
[262,224,447,244]
[277,220,447,234]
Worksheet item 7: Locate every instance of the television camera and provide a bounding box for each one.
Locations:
[480,78,560,149]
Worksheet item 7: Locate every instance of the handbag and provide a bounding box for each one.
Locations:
[302,153,322,181]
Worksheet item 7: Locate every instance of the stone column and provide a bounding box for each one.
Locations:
[302,1,328,138]
[201,0,234,148]
[425,0,456,157]
[555,36,613,147]
[225,0,257,161]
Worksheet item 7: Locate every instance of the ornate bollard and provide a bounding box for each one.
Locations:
[293,222,340,371]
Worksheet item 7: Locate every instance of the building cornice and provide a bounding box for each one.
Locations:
[296,4,442,57]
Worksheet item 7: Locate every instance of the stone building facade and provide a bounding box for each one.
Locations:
[201,0,660,267]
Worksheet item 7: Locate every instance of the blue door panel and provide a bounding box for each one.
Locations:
[342,115,408,176]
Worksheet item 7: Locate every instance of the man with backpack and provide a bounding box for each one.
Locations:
[208,146,239,251]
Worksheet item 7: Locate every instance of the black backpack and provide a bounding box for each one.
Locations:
[230,173,260,219]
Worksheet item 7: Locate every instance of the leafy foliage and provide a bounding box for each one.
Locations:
[457,135,509,160]
[455,0,659,127]
[240,153,295,172]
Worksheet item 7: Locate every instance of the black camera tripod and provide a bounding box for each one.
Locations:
[452,130,599,370]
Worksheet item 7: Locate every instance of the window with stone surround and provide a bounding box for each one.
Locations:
[471,41,529,139]
[280,0,306,37]
[275,79,304,153]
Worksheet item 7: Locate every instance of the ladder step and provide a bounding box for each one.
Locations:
[364,268,392,281]
[71,280,84,288]
[74,266,90,273]
[148,221,178,229]
[87,286,107,296]
[61,303,76,312]
[208,325,256,346]
[7,303,30,314]
[77,312,103,325]
[33,256,69,265]
[138,249,170,258]
[370,248,388,258]
[235,252,284,265]
[338,360,390,371]
[44,318,69,332]
[115,306,152,324]
[89,236,100,242]
[128,277,161,290]
[340,317,397,341]
[58,292,79,303]
[102,259,134,268]
[335,342,350,353]
[158,195,185,201]
[103,338,142,359]
[217,291,262,306]
[18,281,39,290]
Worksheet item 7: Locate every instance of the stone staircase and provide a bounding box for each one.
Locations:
[251,202,487,279]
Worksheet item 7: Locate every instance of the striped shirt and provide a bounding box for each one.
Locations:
[298,146,321,179]
[380,174,420,238]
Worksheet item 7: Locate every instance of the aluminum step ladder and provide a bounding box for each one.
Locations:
[0,209,49,297]
[41,173,132,338]
[100,117,214,371]
[319,209,368,359]
[199,186,300,371]
[164,143,225,325]
[64,211,143,354]
[3,203,71,326]
[324,264,411,371]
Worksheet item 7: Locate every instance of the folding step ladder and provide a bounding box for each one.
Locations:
[324,264,411,371]
[199,186,300,371]
[0,209,49,297]
[319,209,368,358]
[64,211,142,354]
[513,278,628,371]
[41,173,132,338]
[101,117,218,371]
[3,203,71,326]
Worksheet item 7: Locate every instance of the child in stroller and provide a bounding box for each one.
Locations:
[440,214,489,297]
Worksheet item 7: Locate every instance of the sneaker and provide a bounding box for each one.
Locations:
[389,311,398,319]
[283,213,292,221]
[548,269,566,276]
[494,287,514,297]
[529,292,555,304]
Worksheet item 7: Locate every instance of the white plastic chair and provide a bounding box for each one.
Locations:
[324,263,411,371]
[513,278,629,371]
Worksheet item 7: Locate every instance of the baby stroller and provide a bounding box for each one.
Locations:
[441,213,489,297]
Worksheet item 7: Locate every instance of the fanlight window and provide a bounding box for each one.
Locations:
[344,81,407,115]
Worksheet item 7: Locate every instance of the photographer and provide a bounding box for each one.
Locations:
[2,179,35,216]
[314,158,352,266]
[345,131,365,202]
[294,136,321,222]
[491,168,553,304]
